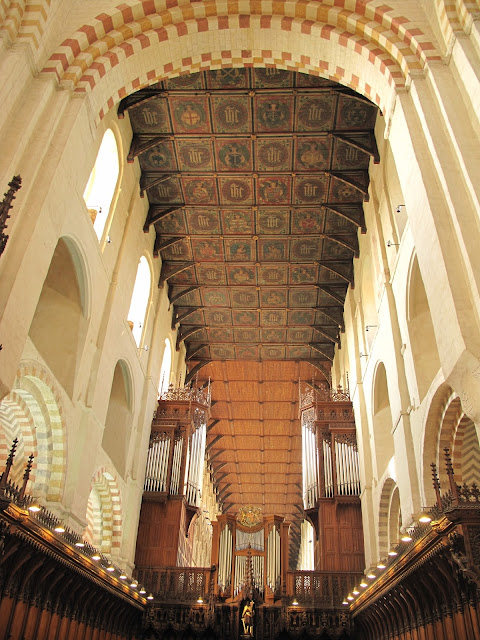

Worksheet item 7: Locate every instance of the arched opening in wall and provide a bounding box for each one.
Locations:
[101,361,132,479]
[297,519,315,570]
[422,384,455,506]
[83,129,120,240]
[0,367,66,502]
[387,486,401,551]
[127,256,152,347]
[435,393,480,491]
[378,478,400,557]
[158,338,172,396]
[84,469,122,554]
[406,255,441,403]
[28,237,87,397]
[372,363,395,481]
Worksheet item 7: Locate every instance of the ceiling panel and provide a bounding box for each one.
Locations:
[123,70,377,564]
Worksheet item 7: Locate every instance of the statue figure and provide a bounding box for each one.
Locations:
[241,600,254,636]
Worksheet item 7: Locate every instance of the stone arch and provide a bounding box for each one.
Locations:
[437,393,480,488]
[406,253,441,403]
[28,236,89,397]
[372,362,394,480]
[0,362,66,501]
[422,383,480,505]
[40,1,441,120]
[378,477,400,556]
[85,467,123,554]
[101,360,133,479]
[422,383,454,506]
[434,0,479,42]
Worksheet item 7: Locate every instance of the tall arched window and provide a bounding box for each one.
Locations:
[406,255,440,402]
[102,361,132,479]
[127,256,151,346]
[372,362,394,480]
[158,339,172,396]
[83,129,120,240]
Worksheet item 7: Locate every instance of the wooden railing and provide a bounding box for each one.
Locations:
[134,566,213,601]
[287,571,363,607]
[137,566,362,607]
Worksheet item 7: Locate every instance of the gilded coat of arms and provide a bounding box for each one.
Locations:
[237,506,262,528]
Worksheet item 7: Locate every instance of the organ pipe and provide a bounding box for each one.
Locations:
[144,434,171,492]
[218,525,233,592]
[170,437,183,495]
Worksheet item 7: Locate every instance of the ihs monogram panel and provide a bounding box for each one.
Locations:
[124,68,379,368]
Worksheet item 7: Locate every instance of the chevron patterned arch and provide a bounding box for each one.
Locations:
[37,0,441,122]
[0,362,66,501]
[423,385,480,502]
[377,477,401,559]
[85,467,123,554]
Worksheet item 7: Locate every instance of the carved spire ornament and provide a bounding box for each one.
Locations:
[0,175,21,257]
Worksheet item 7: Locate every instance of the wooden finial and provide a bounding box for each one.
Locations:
[443,447,459,500]
[430,462,442,508]
[0,175,22,257]
[18,454,34,500]
[0,438,18,489]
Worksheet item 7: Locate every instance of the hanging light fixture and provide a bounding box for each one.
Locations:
[419,513,432,524]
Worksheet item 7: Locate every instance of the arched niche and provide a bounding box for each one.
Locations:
[423,384,480,506]
[28,237,88,397]
[85,468,123,554]
[83,128,121,241]
[0,364,66,502]
[437,395,480,488]
[406,254,441,403]
[127,255,152,347]
[372,362,394,480]
[377,478,401,557]
[101,361,133,479]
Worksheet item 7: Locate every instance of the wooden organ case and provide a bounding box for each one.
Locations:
[300,383,365,572]
[211,510,290,604]
[135,384,211,569]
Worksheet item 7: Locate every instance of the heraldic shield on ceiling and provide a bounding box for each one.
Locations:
[121,67,379,381]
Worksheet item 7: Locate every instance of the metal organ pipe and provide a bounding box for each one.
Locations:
[218,526,233,592]
[170,437,183,495]
[144,435,171,492]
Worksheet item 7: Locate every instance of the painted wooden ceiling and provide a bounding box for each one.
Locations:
[121,68,378,564]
